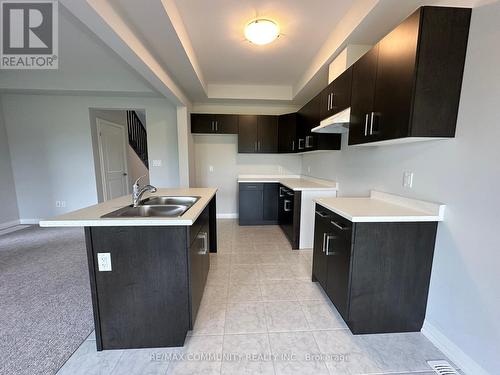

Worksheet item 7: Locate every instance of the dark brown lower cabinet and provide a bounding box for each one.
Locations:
[239,183,279,225]
[278,184,301,249]
[85,199,216,351]
[312,204,438,334]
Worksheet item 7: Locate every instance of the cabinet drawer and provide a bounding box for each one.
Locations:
[239,183,264,191]
[316,205,353,241]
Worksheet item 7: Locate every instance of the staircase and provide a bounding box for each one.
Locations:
[126,111,148,168]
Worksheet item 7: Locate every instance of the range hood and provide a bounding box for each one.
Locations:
[311,107,351,134]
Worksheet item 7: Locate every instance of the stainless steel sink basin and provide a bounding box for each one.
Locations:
[102,204,189,218]
[140,196,200,206]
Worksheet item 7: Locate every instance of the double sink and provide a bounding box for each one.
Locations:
[102,196,200,218]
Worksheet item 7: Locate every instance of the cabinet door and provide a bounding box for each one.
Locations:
[257,115,278,153]
[320,83,334,120]
[239,184,264,224]
[312,210,330,289]
[278,113,297,153]
[332,67,352,114]
[215,114,238,134]
[325,218,353,321]
[299,94,321,151]
[263,183,279,222]
[348,46,379,145]
[373,9,420,141]
[191,114,215,133]
[238,115,258,153]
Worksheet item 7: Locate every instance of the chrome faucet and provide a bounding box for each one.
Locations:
[132,175,157,207]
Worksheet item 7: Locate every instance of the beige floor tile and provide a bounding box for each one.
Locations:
[269,331,329,375]
[260,281,297,302]
[225,302,268,334]
[228,283,263,303]
[221,333,274,375]
[299,300,347,330]
[264,301,310,332]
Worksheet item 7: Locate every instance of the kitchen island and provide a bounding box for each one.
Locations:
[40,188,217,350]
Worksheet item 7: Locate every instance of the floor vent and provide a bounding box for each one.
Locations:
[427,360,459,375]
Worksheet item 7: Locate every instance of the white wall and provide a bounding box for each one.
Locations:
[1,94,178,221]
[193,135,301,216]
[301,3,500,374]
[0,97,19,227]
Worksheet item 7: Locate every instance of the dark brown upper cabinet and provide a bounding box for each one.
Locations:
[278,113,298,153]
[191,114,238,134]
[320,67,352,120]
[238,115,278,153]
[299,92,341,152]
[348,6,471,145]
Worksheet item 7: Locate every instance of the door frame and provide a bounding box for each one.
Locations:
[96,117,130,200]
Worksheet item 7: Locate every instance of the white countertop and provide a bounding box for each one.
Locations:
[237,175,338,191]
[39,188,217,227]
[315,191,445,222]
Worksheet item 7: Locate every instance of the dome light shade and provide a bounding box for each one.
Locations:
[244,19,280,45]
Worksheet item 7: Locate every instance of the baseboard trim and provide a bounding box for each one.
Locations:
[19,219,40,225]
[0,219,20,230]
[422,320,490,375]
[216,213,238,219]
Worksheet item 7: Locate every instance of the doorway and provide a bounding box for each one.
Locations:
[90,109,149,202]
[97,118,129,200]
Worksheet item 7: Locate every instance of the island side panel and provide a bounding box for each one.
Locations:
[348,221,438,334]
[209,196,217,253]
[84,227,104,351]
[86,226,190,350]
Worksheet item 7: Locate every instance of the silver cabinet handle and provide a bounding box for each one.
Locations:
[331,220,349,231]
[364,114,369,136]
[327,93,331,110]
[322,233,327,253]
[298,138,305,150]
[284,200,292,212]
[325,234,338,255]
[369,112,377,135]
[292,140,295,151]
[329,92,333,111]
[197,232,208,254]
[279,187,286,197]
[315,211,328,218]
[305,135,313,148]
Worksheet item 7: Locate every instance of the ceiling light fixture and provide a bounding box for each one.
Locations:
[244,18,280,45]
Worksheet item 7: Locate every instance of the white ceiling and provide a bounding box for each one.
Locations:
[43,0,482,106]
[174,0,354,86]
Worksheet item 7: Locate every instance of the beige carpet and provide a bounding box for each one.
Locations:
[0,226,93,375]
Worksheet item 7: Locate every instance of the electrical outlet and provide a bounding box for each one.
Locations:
[97,253,112,272]
[209,165,214,172]
[403,171,414,188]
[151,159,162,167]
[55,200,66,208]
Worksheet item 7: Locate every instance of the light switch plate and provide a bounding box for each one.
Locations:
[97,253,112,271]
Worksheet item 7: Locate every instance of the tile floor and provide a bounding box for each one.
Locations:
[57,220,458,375]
